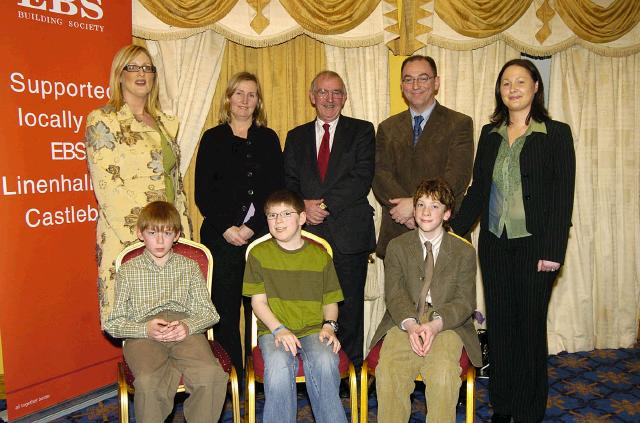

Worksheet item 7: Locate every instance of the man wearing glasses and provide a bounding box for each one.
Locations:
[283,70,376,371]
[373,55,474,258]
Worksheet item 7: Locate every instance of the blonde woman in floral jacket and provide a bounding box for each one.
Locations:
[85,44,191,325]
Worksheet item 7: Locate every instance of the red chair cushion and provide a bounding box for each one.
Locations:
[366,339,470,376]
[252,345,351,378]
[122,339,233,386]
[121,242,209,279]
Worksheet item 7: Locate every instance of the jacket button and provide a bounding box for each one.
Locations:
[247,171,253,177]
[525,195,531,200]
[241,205,248,212]
[248,189,254,196]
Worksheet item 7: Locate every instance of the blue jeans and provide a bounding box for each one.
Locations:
[258,332,347,423]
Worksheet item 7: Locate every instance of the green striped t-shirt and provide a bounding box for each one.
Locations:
[242,238,344,338]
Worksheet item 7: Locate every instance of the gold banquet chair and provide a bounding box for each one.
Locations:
[360,340,476,423]
[115,238,240,423]
[243,231,358,423]
[360,230,477,422]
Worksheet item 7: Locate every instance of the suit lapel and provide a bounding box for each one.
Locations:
[482,128,502,180]
[418,102,444,147]
[398,110,414,148]
[408,229,425,276]
[301,121,321,183]
[432,232,452,291]
[406,230,427,305]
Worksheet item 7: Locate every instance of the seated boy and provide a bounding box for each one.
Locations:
[242,189,347,423]
[103,201,228,423]
[369,179,482,423]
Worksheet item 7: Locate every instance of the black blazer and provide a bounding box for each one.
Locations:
[283,115,376,255]
[451,120,576,263]
[195,122,285,238]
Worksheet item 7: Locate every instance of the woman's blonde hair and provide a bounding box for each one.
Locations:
[107,44,160,116]
[218,72,267,127]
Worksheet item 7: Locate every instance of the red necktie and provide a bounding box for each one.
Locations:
[317,123,330,181]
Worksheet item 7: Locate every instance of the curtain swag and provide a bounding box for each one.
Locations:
[435,0,531,38]
[280,0,381,35]
[555,0,640,43]
[138,0,239,28]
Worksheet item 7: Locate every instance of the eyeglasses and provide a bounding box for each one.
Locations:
[123,64,157,73]
[315,89,345,99]
[266,210,299,220]
[401,75,435,85]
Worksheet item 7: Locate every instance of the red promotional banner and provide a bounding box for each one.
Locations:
[0,1,131,419]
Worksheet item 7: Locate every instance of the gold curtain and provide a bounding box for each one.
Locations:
[138,0,238,28]
[280,0,381,34]
[183,35,326,240]
[554,0,640,43]
[435,0,532,38]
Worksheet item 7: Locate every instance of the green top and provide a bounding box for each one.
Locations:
[160,129,176,204]
[489,120,547,239]
[243,239,344,338]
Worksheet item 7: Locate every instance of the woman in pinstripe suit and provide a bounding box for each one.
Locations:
[451,59,575,423]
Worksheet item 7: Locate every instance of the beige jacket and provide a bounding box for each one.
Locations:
[85,103,191,325]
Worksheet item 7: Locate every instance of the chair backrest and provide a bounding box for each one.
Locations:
[244,230,333,348]
[114,238,215,340]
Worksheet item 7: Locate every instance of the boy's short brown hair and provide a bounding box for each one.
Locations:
[136,201,182,233]
[264,189,305,214]
[413,179,455,212]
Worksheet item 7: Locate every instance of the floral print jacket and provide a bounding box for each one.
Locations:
[85,103,191,325]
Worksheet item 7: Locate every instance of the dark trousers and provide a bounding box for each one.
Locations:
[305,224,369,369]
[201,230,252,376]
[332,249,368,370]
[478,230,556,423]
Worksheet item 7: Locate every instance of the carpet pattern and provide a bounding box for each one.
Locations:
[1,347,638,422]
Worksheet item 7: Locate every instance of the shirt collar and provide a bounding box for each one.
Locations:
[409,101,437,124]
[418,227,444,251]
[315,115,340,131]
[492,119,547,139]
[141,248,175,269]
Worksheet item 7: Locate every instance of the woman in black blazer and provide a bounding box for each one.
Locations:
[451,59,575,423]
[195,72,285,376]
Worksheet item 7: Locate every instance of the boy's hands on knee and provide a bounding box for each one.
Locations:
[145,319,189,342]
[318,327,341,353]
[162,321,189,342]
[275,328,302,356]
[405,320,442,357]
[146,318,170,341]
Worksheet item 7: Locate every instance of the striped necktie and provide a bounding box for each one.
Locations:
[413,115,424,145]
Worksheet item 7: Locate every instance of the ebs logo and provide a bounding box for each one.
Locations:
[17,0,103,20]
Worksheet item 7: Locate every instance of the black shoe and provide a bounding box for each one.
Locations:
[339,380,350,399]
[491,413,512,423]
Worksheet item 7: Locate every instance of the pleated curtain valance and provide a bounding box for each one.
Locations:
[133,0,640,56]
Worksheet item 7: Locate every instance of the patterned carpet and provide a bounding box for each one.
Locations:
[1,347,638,422]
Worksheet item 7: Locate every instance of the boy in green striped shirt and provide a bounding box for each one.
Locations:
[243,189,347,423]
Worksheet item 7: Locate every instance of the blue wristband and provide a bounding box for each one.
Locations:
[272,324,286,335]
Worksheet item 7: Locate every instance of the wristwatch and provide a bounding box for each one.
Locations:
[322,320,339,333]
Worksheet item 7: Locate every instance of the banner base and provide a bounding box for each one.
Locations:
[9,384,116,423]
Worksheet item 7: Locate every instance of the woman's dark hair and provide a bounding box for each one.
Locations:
[491,59,549,126]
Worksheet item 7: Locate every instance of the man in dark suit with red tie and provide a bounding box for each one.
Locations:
[283,70,376,369]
